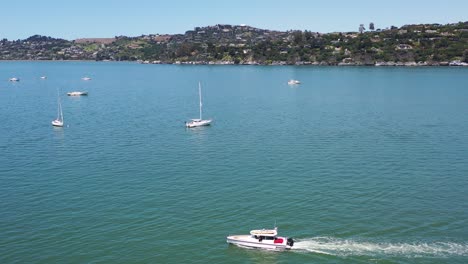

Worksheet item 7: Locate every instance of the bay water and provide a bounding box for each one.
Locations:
[1,62,467,263]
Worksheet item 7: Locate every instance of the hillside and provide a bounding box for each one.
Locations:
[1,22,467,66]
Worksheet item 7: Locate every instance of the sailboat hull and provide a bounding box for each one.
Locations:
[51,120,63,127]
[186,119,212,128]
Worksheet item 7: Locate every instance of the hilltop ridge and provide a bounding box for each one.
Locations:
[1,22,467,66]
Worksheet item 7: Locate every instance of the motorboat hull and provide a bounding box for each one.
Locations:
[226,235,292,251]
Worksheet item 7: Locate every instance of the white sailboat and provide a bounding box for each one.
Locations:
[51,92,64,127]
[67,91,88,96]
[185,82,212,128]
[288,79,300,85]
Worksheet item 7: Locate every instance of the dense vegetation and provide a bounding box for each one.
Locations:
[1,22,467,65]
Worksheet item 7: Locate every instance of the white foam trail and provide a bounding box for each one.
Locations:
[293,237,468,257]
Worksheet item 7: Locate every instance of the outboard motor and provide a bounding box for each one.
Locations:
[287,238,294,247]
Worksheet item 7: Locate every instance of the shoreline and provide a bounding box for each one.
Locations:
[1,59,467,67]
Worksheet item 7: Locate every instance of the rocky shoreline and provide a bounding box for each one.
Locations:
[138,60,468,67]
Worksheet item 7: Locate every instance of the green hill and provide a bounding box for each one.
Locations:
[1,22,467,65]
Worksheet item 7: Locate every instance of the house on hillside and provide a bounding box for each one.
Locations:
[396,44,413,50]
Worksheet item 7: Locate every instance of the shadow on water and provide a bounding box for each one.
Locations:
[52,126,65,139]
[185,125,212,143]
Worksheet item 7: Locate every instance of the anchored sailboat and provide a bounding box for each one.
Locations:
[51,92,64,127]
[185,82,212,128]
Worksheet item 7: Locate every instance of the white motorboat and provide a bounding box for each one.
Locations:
[226,227,294,250]
[288,79,300,85]
[185,82,212,128]
[82,77,92,81]
[40,76,47,79]
[9,77,20,82]
[67,91,88,96]
[52,92,64,127]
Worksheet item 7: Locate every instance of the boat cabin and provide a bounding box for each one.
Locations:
[250,228,284,242]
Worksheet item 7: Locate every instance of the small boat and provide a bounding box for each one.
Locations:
[186,118,212,128]
[40,76,47,79]
[9,77,20,82]
[288,79,300,85]
[51,92,64,127]
[82,77,92,81]
[67,91,88,96]
[185,82,212,128]
[226,227,294,251]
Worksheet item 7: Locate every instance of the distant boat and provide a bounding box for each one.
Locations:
[288,79,300,85]
[185,82,212,128]
[82,77,92,81]
[67,91,88,96]
[40,76,47,79]
[9,77,20,82]
[51,92,64,127]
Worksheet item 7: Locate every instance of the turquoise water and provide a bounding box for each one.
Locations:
[1,62,467,263]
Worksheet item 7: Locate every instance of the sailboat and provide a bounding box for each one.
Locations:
[185,82,212,128]
[51,92,64,127]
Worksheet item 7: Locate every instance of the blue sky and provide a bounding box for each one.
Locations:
[1,0,467,40]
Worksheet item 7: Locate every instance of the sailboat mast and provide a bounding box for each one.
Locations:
[199,81,202,120]
[56,90,61,120]
[60,97,63,122]
[56,89,63,122]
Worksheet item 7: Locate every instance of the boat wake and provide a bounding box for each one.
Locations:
[293,237,468,257]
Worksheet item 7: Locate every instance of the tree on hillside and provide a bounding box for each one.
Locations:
[293,31,304,45]
[304,30,313,41]
[359,24,366,34]
[175,43,194,57]
[369,22,375,31]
